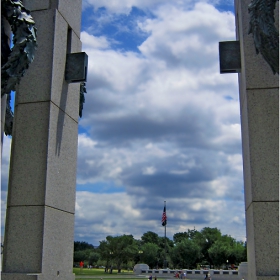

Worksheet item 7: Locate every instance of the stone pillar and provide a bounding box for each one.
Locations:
[234,1,279,279]
[1,0,82,279]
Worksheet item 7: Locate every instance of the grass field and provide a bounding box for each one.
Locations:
[73,268,163,280]
[73,268,134,275]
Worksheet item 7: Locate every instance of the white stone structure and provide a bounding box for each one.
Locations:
[139,269,241,280]
[1,0,83,279]
[234,0,279,279]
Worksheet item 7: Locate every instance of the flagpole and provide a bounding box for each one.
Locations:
[164,201,167,269]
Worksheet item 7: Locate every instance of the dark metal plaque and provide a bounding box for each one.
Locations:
[219,41,241,74]
[65,52,88,83]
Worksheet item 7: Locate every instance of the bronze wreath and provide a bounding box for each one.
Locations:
[1,0,37,135]
[79,82,87,118]
[248,0,279,74]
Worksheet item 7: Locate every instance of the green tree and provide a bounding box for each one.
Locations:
[221,237,247,266]
[158,236,174,250]
[242,241,247,262]
[98,237,113,271]
[170,239,200,269]
[74,250,88,263]
[141,231,173,268]
[74,241,94,251]
[187,228,199,239]
[74,228,246,270]
[208,240,230,268]
[113,235,139,272]
[141,231,160,245]
[88,251,100,266]
[99,235,138,273]
[158,236,173,268]
[141,243,159,268]
[73,241,98,266]
[173,229,199,244]
[193,227,222,267]
[173,232,189,244]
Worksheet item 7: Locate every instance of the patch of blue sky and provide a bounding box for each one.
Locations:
[81,6,152,53]
[214,1,235,13]
[5,35,16,113]
[78,125,90,135]
[224,95,234,100]
[7,90,15,111]
[76,182,125,193]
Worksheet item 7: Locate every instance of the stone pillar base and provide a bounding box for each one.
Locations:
[1,273,75,280]
[1,274,41,280]
[238,262,248,279]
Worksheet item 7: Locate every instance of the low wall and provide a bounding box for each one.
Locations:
[138,269,241,280]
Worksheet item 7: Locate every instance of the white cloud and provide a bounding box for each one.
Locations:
[142,166,156,175]
[1,1,246,246]
[1,137,12,236]
[81,31,111,49]
[83,0,226,15]
[84,0,184,14]
[75,1,246,244]
[74,191,245,244]
[78,133,97,149]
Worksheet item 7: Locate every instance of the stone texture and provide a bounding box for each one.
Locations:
[50,10,68,106]
[23,0,50,11]
[2,207,75,280]
[41,207,75,279]
[1,274,41,280]
[23,0,82,35]
[235,0,279,280]
[16,9,81,121]
[1,0,82,278]
[238,86,252,207]
[45,103,78,213]
[7,101,78,212]
[58,0,82,35]
[237,0,279,90]
[16,9,55,104]
[7,102,49,206]
[246,202,279,277]
[238,262,248,279]
[2,206,44,273]
[69,30,82,53]
[241,88,279,209]
[50,11,81,122]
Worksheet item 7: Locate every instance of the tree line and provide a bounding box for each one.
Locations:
[73,227,247,271]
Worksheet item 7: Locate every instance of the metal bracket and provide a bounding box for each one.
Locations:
[219,41,241,74]
[65,52,88,83]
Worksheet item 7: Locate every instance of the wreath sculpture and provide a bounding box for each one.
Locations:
[1,0,86,136]
[248,0,279,74]
[1,0,37,136]
[79,82,86,118]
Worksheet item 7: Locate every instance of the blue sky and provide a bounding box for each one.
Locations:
[2,0,246,246]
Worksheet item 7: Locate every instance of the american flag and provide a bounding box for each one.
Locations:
[162,206,167,226]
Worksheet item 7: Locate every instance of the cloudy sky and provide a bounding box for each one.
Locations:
[1,0,246,246]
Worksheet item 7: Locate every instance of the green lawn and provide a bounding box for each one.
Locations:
[73,268,173,280]
[73,268,165,280]
[73,268,134,276]
[74,268,113,275]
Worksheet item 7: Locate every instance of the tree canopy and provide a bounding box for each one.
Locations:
[73,228,247,270]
